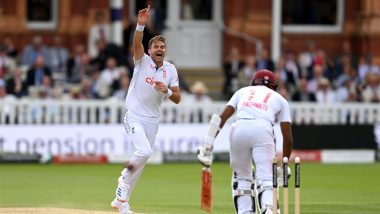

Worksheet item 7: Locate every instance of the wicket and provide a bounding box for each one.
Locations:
[272,157,278,213]
[282,157,289,214]
[272,156,301,214]
[295,157,301,214]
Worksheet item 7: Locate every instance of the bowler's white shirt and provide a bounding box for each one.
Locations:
[126,54,179,122]
[227,85,291,124]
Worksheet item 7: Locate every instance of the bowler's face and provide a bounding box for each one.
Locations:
[149,41,166,63]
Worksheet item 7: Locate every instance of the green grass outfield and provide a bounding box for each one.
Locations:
[1,162,380,214]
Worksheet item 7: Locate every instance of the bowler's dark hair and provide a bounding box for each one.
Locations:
[148,35,166,48]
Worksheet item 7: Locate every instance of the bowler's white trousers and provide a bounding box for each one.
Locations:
[120,111,159,200]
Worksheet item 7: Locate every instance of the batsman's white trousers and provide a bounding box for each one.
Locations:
[229,119,276,210]
[120,111,159,200]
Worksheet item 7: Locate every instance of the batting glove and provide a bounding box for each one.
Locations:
[197,144,213,167]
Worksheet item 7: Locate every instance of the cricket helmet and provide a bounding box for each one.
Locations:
[251,69,278,90]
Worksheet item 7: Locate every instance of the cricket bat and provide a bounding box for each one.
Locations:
[201,166,213,212]
[200,114,220,212]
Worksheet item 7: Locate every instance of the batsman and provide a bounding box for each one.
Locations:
[198,70,293,214]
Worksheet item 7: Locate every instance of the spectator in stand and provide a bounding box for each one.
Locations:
[89,70,100,99]
[256,49,274,71]
[91,38,126,71]
[315,78,336,103]
[66,85,83,100]
[100,57,122,93]
[21,35,50,66]
[361,73,380,103]
[49,35,69,74]
[334,65,361,102]
[186,81,212,123]
[275,57,288,83]
[5,67,27,98]
[335,41,358,72]
[313,49,336,81]
[88,10,111,58]
[25,55,52,89]
[335,62,360,88]
[3,37,18,58]
[0,44,16,79]
[36,75,55,99]
[298,40,317,75]
[277,81,290,100]
[335,52,352,78]
[335,78,358,102]
[0,79,10,98]
[223,46,244,99]
[284,49,302,83]
[238,54,256,88]
[307,64,325,93]
[177,73,189,93]
[67,44,86,81]
[187,81,212,104]
[79,78,96,99]
[68,53,96,84]
[292,78,316,102]
[112,73,130,101]
[89,69,109,99]
[272,71,290,100]
[275,56,298,95]
[52,86,64,100]
[358,53,380,83]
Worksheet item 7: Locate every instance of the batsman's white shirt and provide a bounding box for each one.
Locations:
[227,85,291,124]
[125,54,179,122]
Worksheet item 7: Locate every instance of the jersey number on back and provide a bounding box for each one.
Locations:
[248,90,273,103]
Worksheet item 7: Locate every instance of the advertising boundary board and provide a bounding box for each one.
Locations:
[0,124,377,164]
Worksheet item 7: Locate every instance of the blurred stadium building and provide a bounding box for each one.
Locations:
[0,0,380,163]
[0,0,379,98]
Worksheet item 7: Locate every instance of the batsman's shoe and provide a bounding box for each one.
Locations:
[197,144,213,167]
[263,209,273,214]
[111,198,134,214]
[261,206,276,214]
[116,176,129,202]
